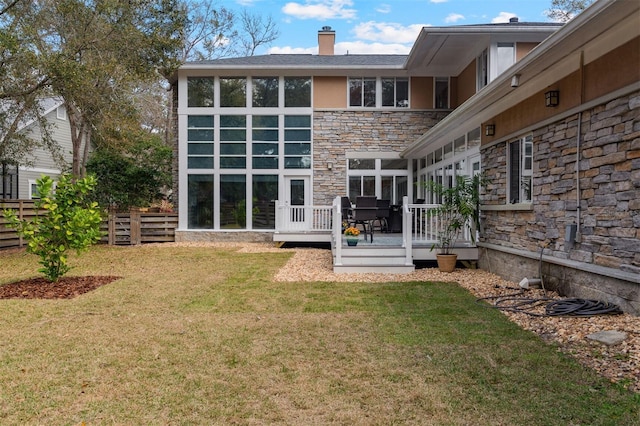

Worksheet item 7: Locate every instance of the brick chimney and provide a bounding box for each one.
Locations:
[318,26,335,55]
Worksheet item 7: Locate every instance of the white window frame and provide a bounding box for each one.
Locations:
[508,135,533,204]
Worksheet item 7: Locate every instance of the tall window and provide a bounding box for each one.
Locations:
[284,115,311,169]
[349,77,376,107]
[188,175,214,228]
[508,135,533,204]
[382,77,409,107]
[252,115,279,169]
[434,77,449,109]
[219,115,246,169]
[252,175,278,229]
[187,115,214,169]
[220,175,246,229]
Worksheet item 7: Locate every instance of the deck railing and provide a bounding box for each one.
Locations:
[274,200,333,232]
[277,196,474,251]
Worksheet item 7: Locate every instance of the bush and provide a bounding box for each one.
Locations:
[3,174,103,282]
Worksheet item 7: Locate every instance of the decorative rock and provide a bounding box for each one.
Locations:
[586,330,628,346]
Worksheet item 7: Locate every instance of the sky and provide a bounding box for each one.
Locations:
[234,0,560,55]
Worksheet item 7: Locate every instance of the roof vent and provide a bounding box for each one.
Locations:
[321,26,332,32]
[509,17,519,23]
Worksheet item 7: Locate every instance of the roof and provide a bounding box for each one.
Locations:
[187,54,408,68]
[0,97,64,138]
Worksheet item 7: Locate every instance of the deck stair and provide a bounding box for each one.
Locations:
[333,245,415,274]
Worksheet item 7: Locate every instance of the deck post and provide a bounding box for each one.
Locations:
[402,196,412,265]
[333,196,342,265]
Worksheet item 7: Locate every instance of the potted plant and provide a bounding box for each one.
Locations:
[427,175,483,272]
[344,226,360,246]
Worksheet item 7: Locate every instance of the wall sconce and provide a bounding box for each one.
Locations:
[327,162,333,170]
[510,74,520,88]
[485,124,495,136]
[545,90,559,107]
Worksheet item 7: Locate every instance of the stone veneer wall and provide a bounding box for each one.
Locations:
[312,110,448,205]
[170,84,179,212]
[479,90,640,314]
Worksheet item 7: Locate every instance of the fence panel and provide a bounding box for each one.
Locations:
[2,200,178,249]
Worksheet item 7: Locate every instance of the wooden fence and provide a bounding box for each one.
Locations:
[0,200,178,249]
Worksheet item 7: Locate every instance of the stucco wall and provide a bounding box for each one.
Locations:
[479,89,640,314]
[312,110,448,205]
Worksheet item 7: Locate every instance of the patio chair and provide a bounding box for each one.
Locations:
[341,196,352,223]
[351,196,378,243]
[373,199,390,233]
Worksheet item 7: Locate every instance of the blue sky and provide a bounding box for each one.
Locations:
[234,0,559,55]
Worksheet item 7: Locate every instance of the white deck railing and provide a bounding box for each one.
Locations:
[275,200,333,232]
[276,197,474,262]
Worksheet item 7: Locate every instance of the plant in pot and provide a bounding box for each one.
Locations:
[344,226,360,246]
[426,175,483,272]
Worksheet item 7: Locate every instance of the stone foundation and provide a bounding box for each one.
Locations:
[479,246,639,315]
[175,230,273,243]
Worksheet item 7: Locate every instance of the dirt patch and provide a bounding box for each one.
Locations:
[0,276,120,299]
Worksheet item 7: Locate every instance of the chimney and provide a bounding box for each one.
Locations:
[318,26,335,55]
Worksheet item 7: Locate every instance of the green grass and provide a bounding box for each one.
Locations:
[0,245,638,425]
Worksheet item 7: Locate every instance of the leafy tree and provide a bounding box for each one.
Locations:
[86,133,172,211]
[3,174,103,282]
[546,0,595,22]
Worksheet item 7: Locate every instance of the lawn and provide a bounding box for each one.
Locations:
[0,244,638,425]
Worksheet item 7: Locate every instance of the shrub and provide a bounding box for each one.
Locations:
[3,174,103,281]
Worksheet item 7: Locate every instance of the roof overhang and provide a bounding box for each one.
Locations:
[405,25,561,76]
[402,0,640,158]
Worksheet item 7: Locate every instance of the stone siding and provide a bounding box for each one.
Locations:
[480,90,640,314]
[312,110,448,205]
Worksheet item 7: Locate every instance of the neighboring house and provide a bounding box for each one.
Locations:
[0,98,71,199]
[173,0,638,312]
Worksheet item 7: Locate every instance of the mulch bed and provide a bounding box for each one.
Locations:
[0,276,121,299]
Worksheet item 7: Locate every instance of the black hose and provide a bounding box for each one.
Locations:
[477,292,622,317]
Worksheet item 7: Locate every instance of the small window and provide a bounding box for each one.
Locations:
[56,106,67,120]
[284,77,311,107]
[508,135,533,204]
[477,49,488,90]
[187,77,215,107]
[434,77,449,109]
[252,77,279,107]
[496,43,515,76]
[220,78,246,107]
[382,78,409,107]
[349,77,376,107]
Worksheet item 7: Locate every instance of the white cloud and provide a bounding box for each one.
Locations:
[352,21,426,44]
[235,0,258,6]
[376,4,391,14]
[282,0,357,20]
[491,12,517,23]
[430,0,448,3]
[269,45,317,54]
[444,13,464,24]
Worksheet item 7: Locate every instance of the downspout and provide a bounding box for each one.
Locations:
[575,51,585,243]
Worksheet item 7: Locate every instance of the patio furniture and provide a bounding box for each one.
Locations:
[373,199,390,233]
[351,196,377,243]
[341,196,352,223]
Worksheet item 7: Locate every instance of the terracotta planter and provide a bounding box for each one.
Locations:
[436,254,458,273]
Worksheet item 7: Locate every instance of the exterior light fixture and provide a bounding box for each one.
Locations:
[510,74,520,88]
[327,162,333,170]
[545,90,559,107]
[485,124,495,136]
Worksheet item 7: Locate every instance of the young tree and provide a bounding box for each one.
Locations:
[3,174,103,282]
[545,0,595,22]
